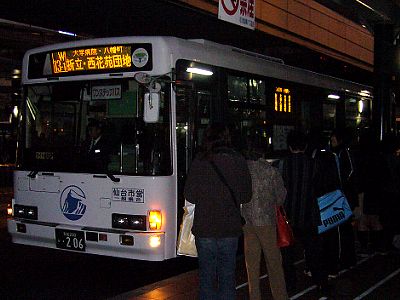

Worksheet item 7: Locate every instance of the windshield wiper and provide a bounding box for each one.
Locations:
[28,170,39,178]
[93,173,120,182]
[107,173,120,182]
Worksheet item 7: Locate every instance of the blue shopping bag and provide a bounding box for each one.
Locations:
[317,189,352,234]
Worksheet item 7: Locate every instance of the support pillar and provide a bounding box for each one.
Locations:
[373,23,395,140]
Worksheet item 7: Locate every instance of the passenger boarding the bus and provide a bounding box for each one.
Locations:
[82,120,110,172]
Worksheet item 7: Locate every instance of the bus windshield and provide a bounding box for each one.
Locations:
[18,78,172,176]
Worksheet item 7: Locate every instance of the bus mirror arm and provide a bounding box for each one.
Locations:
[28,170,39,178]
[106,173,120,182]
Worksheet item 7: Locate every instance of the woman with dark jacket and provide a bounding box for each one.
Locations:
[184,123,252,300]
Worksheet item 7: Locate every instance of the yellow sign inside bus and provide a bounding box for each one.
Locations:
[51,45,132,74]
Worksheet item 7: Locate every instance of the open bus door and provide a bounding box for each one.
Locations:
[175,83,212,230]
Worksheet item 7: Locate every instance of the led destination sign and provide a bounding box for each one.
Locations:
[27,43,152,79]
[51,45,133,74]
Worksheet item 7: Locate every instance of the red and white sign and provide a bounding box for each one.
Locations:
[218,0,255,30]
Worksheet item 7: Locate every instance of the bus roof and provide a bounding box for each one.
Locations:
[22,35,372,96]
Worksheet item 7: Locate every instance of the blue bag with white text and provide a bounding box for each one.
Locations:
[317,189,352,234]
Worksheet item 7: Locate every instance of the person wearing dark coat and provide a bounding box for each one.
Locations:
[280,130,329,294]
[379,135,400,251]
[330,128,357,269]
[308,129,342,278]
[82,120,110,172]
[184,123,252,300]
[354,131,386,255]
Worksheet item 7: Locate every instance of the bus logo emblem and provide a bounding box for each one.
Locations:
[132,48,149,68]
[60,186,87,221]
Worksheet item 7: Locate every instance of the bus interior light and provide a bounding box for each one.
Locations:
[186,67,213,76]
[358,91,370,97]
[58,30,77,37]
[13,106,18,118]
[328,94,340,99]
[358,101,364,113]
[148,210,162,230]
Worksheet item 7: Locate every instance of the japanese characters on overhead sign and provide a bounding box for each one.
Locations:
[218,0,255,30]
[51,45,132,74]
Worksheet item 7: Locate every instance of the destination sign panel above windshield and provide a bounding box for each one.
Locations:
[27,43,153,79]
[51,45,133,74]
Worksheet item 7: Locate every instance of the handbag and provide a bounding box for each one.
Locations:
[177,200,198,257]
[276,205,294,247]
[209,160,246,225]
[317,189,352,234]
[316,152,353,234]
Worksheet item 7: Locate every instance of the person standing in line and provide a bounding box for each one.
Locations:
[330,128,357,269]
[307,129,342,278]
[242,146,289,300]
[184,123,252,300]
[356,130,386,255]
[379,135,400,252]
[280,130,329,294]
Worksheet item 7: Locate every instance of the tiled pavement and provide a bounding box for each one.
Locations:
[110,269,199,300]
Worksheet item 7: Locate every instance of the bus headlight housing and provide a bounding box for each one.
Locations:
[13,204,38,220]
[148,210,162,230]
[112,213,146,230]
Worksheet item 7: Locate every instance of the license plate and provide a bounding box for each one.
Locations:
[55,229,85,252]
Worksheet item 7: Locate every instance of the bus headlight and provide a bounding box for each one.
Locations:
[13,204,38,220]
[149,235,161,248]
[112,213,146,231]
[148,210,162,230]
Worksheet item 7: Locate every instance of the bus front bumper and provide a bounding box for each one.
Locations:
[7,218,166,261]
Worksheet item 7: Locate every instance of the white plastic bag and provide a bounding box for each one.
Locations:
[177,200,197,257]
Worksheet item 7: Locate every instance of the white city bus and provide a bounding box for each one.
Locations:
[7,36,372,261]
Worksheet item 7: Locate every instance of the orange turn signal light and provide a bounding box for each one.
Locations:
[148,210,162,230]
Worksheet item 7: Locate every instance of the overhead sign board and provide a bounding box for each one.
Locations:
[218,0,255,30]
[27,43,153,79]
[51,45,133,74]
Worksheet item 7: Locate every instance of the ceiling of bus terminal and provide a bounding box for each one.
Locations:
[0,0,399,85]
[314,0,400,31]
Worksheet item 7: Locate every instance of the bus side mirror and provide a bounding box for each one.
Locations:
[144,92,160,123]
